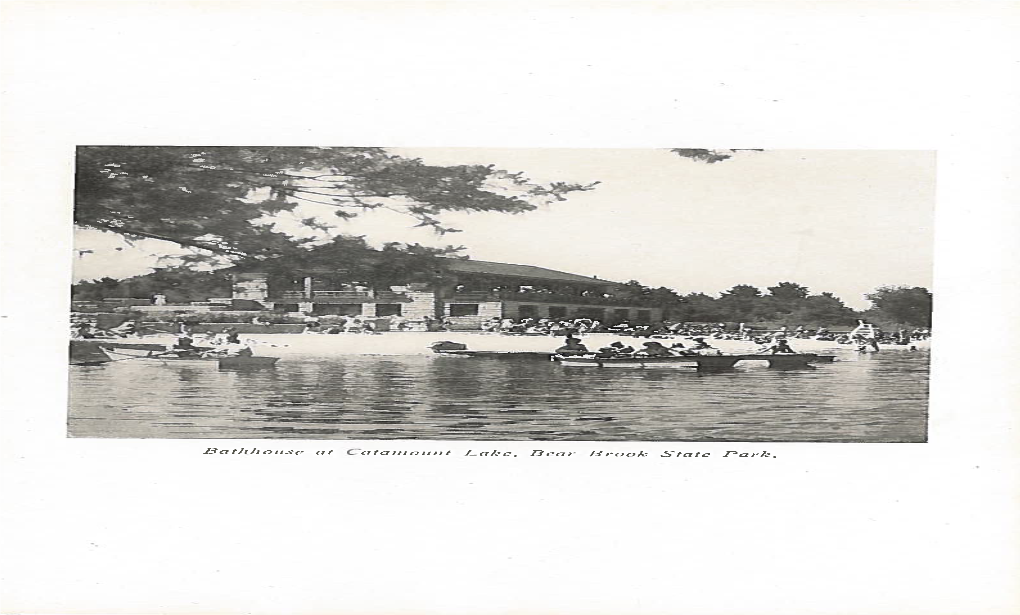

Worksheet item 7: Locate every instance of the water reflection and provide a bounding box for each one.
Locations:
[68,350,929,442]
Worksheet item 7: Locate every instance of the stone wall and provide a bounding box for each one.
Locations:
[442,301,503,330]
[306,302,413,319]
[187,323,305,334]
[131,305,219,313]
[501,301,662,324]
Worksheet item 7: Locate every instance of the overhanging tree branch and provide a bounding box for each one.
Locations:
[75,146,599,266]
[88,221,250,257]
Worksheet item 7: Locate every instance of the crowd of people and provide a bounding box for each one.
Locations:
[484,317,931,344]
[70,316,141,339]
[301,314,383,334]
[554,336,725,358]
[546,319,930,359]
[73,309,931,358]
[70,317,256,359]
[301,313,461,333]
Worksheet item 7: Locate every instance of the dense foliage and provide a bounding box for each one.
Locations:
[670,149,763,164]
[609,279,908,327]
[75,146,597,264]
[72,268,233,304]
[861,286,934,328]
[72,268,931,330]
[72,237,464,302]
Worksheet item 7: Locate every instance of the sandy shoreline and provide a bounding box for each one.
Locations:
[126,331,931,357]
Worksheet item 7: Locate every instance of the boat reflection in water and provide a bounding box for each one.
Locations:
[68,346,929,442]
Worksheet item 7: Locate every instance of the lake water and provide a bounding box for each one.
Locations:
[68,347,929,442]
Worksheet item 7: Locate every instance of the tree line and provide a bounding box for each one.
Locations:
[611,280,932,328]
[73,268,932,329]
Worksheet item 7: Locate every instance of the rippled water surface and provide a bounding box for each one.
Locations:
[69,345,929,442]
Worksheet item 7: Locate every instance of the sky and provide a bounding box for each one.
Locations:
[73,148,935,310]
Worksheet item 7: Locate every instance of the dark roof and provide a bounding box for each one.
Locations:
[441,258,618,286]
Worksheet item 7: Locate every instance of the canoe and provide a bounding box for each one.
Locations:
[217,356,280,368]
[70,347,112,366]
[556,355,705,369]
[73,340,168,352]
[554,353,835,369]
[70,339,168,364]
[432,349,554,359]
[97,345,279,368]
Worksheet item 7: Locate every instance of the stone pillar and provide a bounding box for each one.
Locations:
[232,273,269,303]
[403,291,439,320]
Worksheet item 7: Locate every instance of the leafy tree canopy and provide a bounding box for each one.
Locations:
[767,281,810,303]
[72,268,233,304]
[720,284,763,299]
[251,235,461,289]
[670,149,763,164]
[782,292,859,326]
[716,285,765,321]
[676,292,722,322]
[864,286,933,328]
[75,146,598,266]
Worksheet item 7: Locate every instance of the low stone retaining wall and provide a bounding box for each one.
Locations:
[143,323,306,334]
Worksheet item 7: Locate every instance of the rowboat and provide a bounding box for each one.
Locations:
[554,353,836,370]
[432,349,554,359]
[70,339,167,365]
[98,345,279,368]
[217,356,280,368]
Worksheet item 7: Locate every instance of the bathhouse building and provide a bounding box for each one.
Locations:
[232,259,663,330]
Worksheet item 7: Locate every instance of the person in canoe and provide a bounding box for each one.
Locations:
[555,337,590,356]
[210,343,254,357]
[676,337,720,356]
[169,334,203,357]
[228,345,254,357]
[767,338,796,354]
[635,341,674,357]
[596,341,635,357]
[202,340,254,358]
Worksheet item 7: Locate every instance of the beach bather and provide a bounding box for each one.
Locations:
[221,328,241,344]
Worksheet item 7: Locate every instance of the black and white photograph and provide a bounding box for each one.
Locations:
[69,146,933,442]
[4,3,1018,615]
